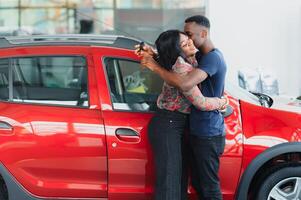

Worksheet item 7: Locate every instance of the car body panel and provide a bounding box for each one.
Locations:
[239,100,301,172]
[0,46,107,198]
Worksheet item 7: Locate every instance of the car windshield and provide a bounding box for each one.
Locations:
[225,81,260,105]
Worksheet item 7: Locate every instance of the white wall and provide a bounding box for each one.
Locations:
[207,0,301,96]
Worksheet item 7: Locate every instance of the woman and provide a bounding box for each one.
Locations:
[146,30,227,200]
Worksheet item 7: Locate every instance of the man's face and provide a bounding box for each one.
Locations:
[184,22,207,48]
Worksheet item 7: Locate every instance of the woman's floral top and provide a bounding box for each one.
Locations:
[157,56,223,114]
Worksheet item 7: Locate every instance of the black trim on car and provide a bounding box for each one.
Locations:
[0,162,43,200]
[0,163,108,200]
[235,142,301,200]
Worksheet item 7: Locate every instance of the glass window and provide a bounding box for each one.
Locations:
[0,0,18,7]
[0,58,9,100]
[20,9,69,34]
[94,0,113,8]
[163,0,204,9]
[116,0,157,8]
[20,0,66,7]
[105,57,163,112]
[10,56,88,107]
[0,10,18,28]
[94,9,114,33]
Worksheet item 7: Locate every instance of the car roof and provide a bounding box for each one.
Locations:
[0,34,142,50]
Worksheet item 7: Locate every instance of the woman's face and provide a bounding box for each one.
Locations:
[179,33,197,57]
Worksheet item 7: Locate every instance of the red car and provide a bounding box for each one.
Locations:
[0,35,300,200]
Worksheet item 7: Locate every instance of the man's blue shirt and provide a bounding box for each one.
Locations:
[190,49,227,137]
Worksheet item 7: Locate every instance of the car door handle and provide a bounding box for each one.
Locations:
[0,122,13,135]
[115,128,140,143]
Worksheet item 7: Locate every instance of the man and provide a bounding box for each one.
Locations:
[137,15,227,200]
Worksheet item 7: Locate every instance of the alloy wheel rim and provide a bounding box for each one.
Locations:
[268,177,301,200]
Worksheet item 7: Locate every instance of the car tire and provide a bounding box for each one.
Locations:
[0,186,7,200]
[0,180,8,200]
[0,193,5,200]
[256,166,301,200]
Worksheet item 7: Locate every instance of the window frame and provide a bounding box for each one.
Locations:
[0,55,90,109]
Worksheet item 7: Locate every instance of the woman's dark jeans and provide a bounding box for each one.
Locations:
[148,109,188,200]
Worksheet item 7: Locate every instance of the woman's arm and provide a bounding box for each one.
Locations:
[172,56,227,111]
[138,51,208,91]
[183,87,227,111]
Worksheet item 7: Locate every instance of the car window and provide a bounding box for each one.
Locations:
[0,59,9,100]
[105,57,163,112]
[0,56,88,107]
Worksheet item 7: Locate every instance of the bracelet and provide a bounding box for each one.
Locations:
[220,96,228,109]
[218,98,224,110]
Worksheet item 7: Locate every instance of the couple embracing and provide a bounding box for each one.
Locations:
[136,15,227,200]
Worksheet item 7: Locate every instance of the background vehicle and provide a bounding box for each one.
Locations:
[0,35,300,200]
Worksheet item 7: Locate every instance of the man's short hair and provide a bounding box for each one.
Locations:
[185,15,210,29]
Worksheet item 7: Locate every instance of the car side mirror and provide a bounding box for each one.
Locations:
[251,92,274,108]
[259,95,273,107]
[221,105,234,118]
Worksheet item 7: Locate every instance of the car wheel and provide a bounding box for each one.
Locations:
[0,193,5,200]
[257,166,301,200]
[0,180,8,200]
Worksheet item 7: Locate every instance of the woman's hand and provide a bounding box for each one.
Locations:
[134,43,160,71]
[140,52,159,72]
[134,43,156,57]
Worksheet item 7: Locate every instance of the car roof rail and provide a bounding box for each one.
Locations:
[0,34,142,50]
[0,37,11,47]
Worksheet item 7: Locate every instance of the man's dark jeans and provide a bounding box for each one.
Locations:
[148,109,188,200]
[189,134,225,200]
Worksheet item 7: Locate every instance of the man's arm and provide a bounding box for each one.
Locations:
[140,54,208,91]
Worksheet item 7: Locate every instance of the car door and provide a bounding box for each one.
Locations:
[0,47,107,198]
[93,47,163,200]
